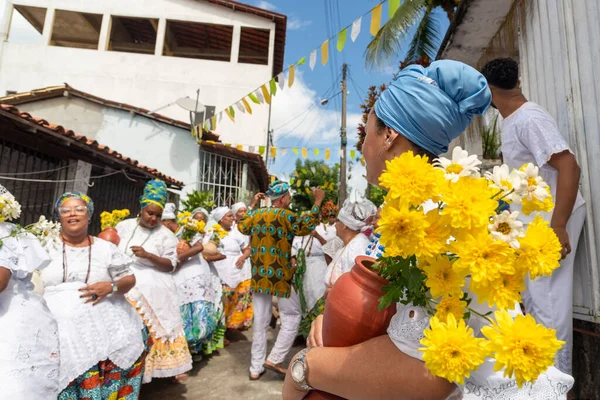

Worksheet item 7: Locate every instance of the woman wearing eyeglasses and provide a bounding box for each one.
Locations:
[40,192,147,400]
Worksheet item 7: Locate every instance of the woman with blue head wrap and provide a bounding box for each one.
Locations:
[115,179,192,383]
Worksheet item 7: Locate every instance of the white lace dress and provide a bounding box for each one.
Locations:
[41,237,144,391]
[0,223,60,400]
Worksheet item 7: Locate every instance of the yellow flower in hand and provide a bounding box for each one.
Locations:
[377,197,428,258]
[420,314,489,385]
[421,256,466,299]
[470,270,525,310]
[482,311,564,387]
[434,295,467,322]
[517,215,562,279]
[453,234,516,284]
[441,176,497,234]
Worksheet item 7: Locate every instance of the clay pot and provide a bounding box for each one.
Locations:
[98,227,120,246]
[176,239,191,256]
[202,241,218,256]
[306,255,397,400]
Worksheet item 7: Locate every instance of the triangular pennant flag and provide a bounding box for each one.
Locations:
[190,125,196,137]
[269,79,277,97]
[325,149,331,160]
[258,146,266,155]
[248,92,261,104]
[309,50,317,70]
[296,179,302,188]
[225,107,235,122]
[310,166,316,174]
[281,148,288,156]
[236,101,245,113]
[218,112,223,122]
[242,98,252,114]
[360,157,366,166]
[321,40,329,66]
[370,4,382,36]
[271,176,276,184]
[304,180,310,186]
[210,116,216,131]
[270,146,277,158]
[292,148,299,155]
[255,89,265,104]
[236,144,243,151]
[297,56,306,66]
[248,145,256,153]
[339,149,344,157]
[350,149,356,159]
[288,65,296,88]
[277,73,285,90]
[389,0,400,17]
[301,169,308,174]
[351,17,362,42]
[313,148,320,156]
[261,84,271,104]
[301,148,308,159]
[322,165,329,173]
[224,143,232,147]
[290,177,295,185]
[337,28,347,52]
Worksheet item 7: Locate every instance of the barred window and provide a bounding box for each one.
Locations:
[198,150,242,207]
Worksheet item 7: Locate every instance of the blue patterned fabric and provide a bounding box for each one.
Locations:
[139,179,168,210]
[55,192,94,218]
[180,300,220,355]
[266,180,290,200]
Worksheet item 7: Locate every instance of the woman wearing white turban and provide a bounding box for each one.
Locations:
[209,207,253,333]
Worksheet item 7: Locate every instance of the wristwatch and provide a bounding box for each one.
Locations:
[111,282,118,294]
[291,347,313,391]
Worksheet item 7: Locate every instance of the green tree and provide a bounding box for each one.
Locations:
[366,185,386,207]
[365,0,458,70]
[181,190,215,213]
[290,159,340,212]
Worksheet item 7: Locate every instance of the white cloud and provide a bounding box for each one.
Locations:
[255,1,277,11]
[288,18,313,31]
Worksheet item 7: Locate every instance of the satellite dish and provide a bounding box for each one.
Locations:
[176,97,204,112]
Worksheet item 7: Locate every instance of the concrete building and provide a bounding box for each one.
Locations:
[437,0,600,396]
[0,0,287,148]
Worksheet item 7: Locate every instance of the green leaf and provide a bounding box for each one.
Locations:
[404,4,439,63]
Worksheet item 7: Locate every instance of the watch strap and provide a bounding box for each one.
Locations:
[293,347,313,391]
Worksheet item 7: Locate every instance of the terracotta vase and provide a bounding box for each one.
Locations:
[177,239,191,256]
[306,255,397,400]
[98,227,120,246]
[202,241,218,256]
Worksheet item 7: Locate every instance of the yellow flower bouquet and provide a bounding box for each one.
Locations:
[373,147,563,387]
[177,211,206,242]
[100,209,130,231]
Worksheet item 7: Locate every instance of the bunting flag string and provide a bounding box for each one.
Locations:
[196,0,393,142]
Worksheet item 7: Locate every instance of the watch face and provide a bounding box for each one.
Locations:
[291,360,305,382]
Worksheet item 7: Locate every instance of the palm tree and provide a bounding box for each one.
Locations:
[365,0,458,70]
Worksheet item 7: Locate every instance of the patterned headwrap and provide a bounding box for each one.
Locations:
[54,192,94,218]
[266,180,290,200]
[140,179,168,210]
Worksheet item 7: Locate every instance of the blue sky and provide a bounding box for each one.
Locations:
[257,0,450,195]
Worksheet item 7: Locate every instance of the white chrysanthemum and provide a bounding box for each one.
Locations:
[0,193,22,221]
[520,163,551,202]
[30,215,61,247]
[484,164,526,203]
[434,147,482,182]
[488,210,525,249]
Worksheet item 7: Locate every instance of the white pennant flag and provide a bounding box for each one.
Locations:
[304,179,310,186]
[277,73,285,90]
[310,166,316,174]
[309,50,317,70]
[281,148,288,156]
[218,112,223,122]
[236,101,245,113]
[248,145,256,153]
[338,149,344,157]
[254,89,265,103]
[351,17,362,42]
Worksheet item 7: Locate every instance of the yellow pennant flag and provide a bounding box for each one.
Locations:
[301,148,308,159]
[270,146,277,158]
[321,40,329,66]
[313,148,320,156]
[337,28,347,52]
[292,148,299,155]
[225,106,235,122]
[360,157,366,166]
[370,4,382,36]
[288,65,295,88]
[236,144,243,151]
[325,149,331,160]
[210,116,217,131]
[350,149,356,159]
[261,84,271,104]
[296,179,302,188]
[271,176,276,184]
[242,98,252,114]
[389,0,400,17]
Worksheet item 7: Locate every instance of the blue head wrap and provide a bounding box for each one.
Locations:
[55,192,94,218]
[140,179,168,210]
[266,180,290,200]
[374,60,491,156]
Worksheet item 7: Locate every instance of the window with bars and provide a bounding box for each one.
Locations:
[198,150,242,207]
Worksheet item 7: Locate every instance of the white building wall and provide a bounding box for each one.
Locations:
[0,0,276,148]
[518,0,600,321]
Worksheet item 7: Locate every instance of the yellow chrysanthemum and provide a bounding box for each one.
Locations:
[420,314,490,384]
[434,295,467,322]
[521,190,554,215]
[470,270,525,310]
[482,311,564,387]
[453,234,516,284]
[379,151,444,208]
[421,256,466,299]
[419,209,452,258]
[441,176,498,234]
[377,197,428,258]
[517,215,562,279]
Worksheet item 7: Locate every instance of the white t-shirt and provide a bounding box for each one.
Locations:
[502,102,585,224]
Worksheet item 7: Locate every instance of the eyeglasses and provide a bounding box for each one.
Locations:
[58,206,88,216]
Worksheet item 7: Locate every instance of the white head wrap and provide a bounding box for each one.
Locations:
[162,203,177,220]
[231,202,247,215]
[210,207,230,224]
[337,199,376,232]
[192,207,209,220]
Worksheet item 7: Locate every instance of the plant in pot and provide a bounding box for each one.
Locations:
[98,209,130,245]
[310,148,565,399]
[176,211,206,254]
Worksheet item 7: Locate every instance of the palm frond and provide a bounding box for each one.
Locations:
[365,0,428,70]
[404,4,439,63]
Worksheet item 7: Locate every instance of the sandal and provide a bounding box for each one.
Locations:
[172,373,189,384]
[263,362,287,376]
[249,370,266,381]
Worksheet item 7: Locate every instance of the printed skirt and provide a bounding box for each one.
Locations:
[180,299,225,355]
[222,280,253,330]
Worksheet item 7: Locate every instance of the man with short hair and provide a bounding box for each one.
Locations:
[482,57,586,374]
[238,181,325,380]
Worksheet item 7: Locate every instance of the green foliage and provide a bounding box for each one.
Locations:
[482,114,501,159]
[290,159,340,212]
[366,185,386,207]
[181,190,215,213]
[371,255,429,311]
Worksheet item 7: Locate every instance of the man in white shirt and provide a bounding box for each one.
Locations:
[482,58,586,375]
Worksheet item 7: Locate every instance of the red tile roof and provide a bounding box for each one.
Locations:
[0,104,184,187]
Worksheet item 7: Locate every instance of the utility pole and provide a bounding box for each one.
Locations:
[339,63,348,206]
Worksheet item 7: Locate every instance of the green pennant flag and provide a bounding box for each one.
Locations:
[389,0,400,17]
[292,148,299,155]
[248,92,261,104]
[337,28,347,52]
[313,148,320,156]
[350,149,356,159]
[224,143,232,147]
[297,56,306,66]
[269,79,277,97]
[229,106,235,118]
[258,146,266,155]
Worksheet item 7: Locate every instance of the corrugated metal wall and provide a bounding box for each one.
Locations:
[518,0,600,321]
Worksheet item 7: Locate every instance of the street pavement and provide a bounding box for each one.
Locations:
[141,324,304,399]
